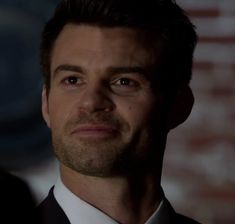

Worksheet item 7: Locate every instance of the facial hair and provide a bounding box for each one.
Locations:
[52,111,136,177]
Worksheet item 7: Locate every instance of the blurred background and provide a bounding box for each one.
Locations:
[0,0,234,223]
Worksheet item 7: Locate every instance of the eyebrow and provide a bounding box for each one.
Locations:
[107,66,149,77]
[53,64,151,79]
[53,64,84,79]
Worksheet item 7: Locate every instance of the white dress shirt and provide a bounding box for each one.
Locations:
[54,176,171,224]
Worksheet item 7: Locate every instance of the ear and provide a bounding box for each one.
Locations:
[166,85,194,130]
[41,86,51,128]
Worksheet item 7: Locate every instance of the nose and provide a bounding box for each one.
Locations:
[78,83,114,113]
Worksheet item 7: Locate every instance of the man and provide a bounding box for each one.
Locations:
[39,0,199,223]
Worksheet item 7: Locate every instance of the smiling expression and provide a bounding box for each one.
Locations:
[42,24,165,176]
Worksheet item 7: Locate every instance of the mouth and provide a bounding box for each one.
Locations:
[71,124,119,139]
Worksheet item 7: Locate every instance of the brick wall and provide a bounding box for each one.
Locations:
[162,1,235,224]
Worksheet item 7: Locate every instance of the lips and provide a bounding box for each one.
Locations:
[71,124,119,138]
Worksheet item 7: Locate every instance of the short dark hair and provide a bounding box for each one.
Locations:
[40,0,197,92]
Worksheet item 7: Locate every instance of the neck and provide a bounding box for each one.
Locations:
[60,164,163,224]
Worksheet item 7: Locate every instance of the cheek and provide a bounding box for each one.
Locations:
[48,95,72,130]
[117,97,156,129]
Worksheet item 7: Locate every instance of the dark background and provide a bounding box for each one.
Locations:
[0,0,58,169]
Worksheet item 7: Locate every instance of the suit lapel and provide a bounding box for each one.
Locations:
[151,198,201,224]
[38,187,71,224]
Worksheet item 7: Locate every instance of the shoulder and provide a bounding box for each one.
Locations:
[0,169,39,223]
[163,198,202,224]
[38,187,70,224]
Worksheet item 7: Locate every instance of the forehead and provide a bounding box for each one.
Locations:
[51,24,157,69]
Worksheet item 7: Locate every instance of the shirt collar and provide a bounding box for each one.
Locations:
[54,176,171,224]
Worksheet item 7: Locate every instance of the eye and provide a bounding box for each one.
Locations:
[59,75,85,90]
[114,78,138,87]
[64,76,79,85]
[111,77,141,95]
[117,78,131,86]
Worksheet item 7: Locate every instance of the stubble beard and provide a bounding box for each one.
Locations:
[53,133,132,177]
[51,112,138,177]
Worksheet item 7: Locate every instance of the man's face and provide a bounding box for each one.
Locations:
[42,24,165,176]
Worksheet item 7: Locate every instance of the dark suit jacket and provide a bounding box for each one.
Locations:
[38,187,201,224]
